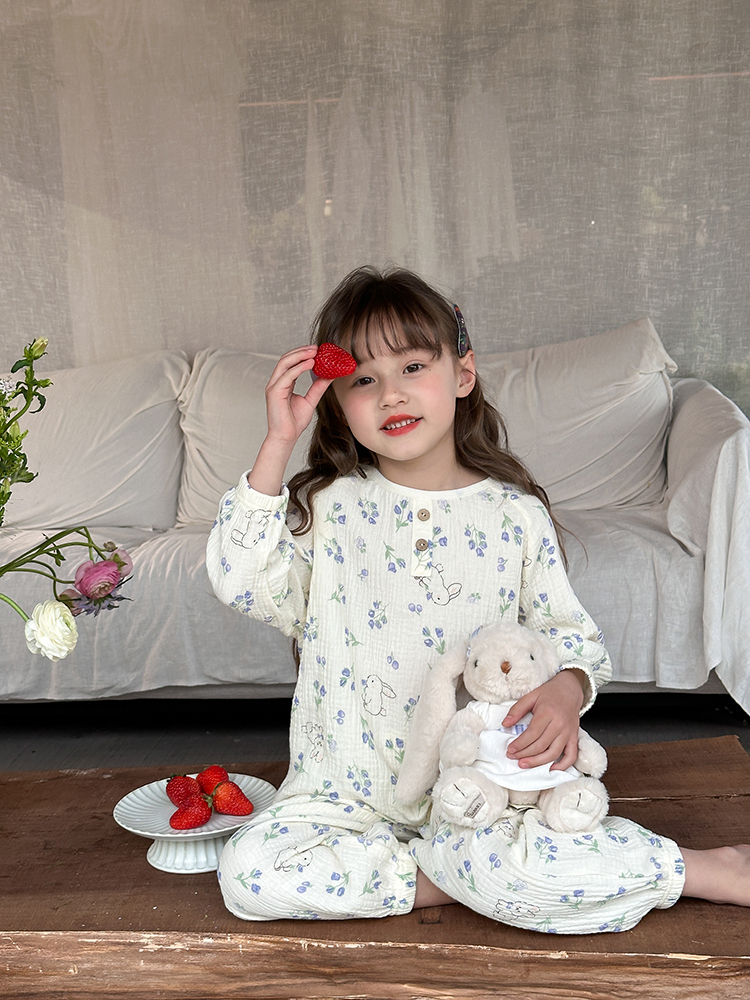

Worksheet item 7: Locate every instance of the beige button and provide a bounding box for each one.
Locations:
[415,538,429,551]
[417,508,430,521]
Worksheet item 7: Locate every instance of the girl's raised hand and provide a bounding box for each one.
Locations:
[246,346,333,496]
[264,346,332,449]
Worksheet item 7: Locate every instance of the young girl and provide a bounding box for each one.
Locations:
[206,265,749,931]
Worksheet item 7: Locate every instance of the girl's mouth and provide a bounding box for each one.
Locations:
[381,416,421,436]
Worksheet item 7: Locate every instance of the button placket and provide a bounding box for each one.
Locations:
[411,499,433,577]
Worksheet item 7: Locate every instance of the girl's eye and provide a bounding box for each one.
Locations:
[353,376,374,387]
[404,363,423,374]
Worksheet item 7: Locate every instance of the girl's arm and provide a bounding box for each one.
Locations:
[504,504,612,770]
[206,346,332,637]
[248,345,332,496]
[206,477,314,640]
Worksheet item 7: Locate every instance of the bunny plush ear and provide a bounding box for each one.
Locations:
[395,635,471,805]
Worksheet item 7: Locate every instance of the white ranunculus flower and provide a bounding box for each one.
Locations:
[24,600,78,661]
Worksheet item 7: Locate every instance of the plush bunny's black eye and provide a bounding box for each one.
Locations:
[529,654,534,660]
[473,659,479,668]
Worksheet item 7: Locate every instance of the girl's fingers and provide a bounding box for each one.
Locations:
[549,736,580,771]
[267,348,318,392]
[502,695,534,727]
[303,374,333,408]
[507,713,550,756]
[516,735,568,769]
[510,719,570,765]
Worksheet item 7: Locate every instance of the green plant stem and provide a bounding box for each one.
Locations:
[0,375,35,439]
[0,526,104,579]
[0,593,29,621]
[3,564,63,583]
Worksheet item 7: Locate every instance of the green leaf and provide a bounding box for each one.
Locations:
[10,359,30,373]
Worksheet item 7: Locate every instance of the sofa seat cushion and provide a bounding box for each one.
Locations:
[482,318,677,509]
[561,507,705,689]
[0,526,298,701]
[4,351,190,531]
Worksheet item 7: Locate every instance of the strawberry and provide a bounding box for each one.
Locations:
[165,774,201,806]
[197,764,229,795]
[211,779,254,816]
[169,792,212,830]
[312,343,357,380]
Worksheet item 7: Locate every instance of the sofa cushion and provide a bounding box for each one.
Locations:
[481,318,677,509]
[177,349,312,525]
[4,351,190,530]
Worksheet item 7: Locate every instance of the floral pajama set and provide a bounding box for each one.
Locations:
[206,468,685,933]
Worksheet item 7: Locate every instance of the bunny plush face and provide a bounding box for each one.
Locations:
[462,622,560,703]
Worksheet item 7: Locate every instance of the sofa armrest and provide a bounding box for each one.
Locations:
[666,377,750,555]
[665,377,750,711]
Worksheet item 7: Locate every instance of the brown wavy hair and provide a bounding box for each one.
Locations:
[287,265,566,563]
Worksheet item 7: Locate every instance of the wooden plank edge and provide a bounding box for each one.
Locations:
[1,930,749,1000]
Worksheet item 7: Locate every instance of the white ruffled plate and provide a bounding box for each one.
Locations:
[113,772,276,873]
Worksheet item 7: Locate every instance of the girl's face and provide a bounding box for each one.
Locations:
[331,332,477,490]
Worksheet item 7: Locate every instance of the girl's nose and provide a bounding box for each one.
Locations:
[379,378,407,406]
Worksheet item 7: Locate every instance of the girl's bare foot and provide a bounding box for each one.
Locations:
[681,845,750,905]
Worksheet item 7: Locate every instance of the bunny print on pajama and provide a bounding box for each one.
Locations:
[207,468,686,931]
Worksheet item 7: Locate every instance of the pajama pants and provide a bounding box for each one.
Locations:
[217,794,685,934]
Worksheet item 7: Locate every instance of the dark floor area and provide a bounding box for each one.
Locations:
[0,693,748,773]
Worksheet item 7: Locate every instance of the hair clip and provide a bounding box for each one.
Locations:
[453,304,470,357]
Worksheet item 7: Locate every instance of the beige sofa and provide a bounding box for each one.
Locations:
[2,319,749,714]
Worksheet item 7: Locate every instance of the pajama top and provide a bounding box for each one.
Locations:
[206,467,611,831]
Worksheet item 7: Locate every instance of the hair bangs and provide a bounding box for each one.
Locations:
[346,304,444,364]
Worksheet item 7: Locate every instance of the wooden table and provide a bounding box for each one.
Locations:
[1,736,749,999]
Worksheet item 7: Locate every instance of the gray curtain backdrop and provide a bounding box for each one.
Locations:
[1,0,748,411]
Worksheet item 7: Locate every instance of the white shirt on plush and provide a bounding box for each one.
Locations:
[467,700,582,791]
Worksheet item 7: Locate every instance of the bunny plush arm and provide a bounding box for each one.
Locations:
[573,726,608,778]
[439,705,486,770]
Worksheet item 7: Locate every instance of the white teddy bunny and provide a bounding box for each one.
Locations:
[395,621,609,834]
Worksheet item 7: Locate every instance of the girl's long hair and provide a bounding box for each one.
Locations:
[287,265,566,562]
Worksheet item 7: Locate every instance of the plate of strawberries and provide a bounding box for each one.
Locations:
[113,764,276,873]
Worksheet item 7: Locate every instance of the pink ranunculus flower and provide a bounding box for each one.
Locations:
[74,559,121,600]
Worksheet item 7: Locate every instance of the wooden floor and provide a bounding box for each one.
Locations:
[1,736,749,999]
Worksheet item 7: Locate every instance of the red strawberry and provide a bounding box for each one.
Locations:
[312,343,357,380]
[197,764,229,795]
[165,774,201,806]
[211,779,254,816]
[169,793,212,830]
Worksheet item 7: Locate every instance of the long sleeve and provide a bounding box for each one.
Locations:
[206,472,313,641]
[519,501,612,713]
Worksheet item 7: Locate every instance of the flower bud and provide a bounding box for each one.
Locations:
[28,338,49,360]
